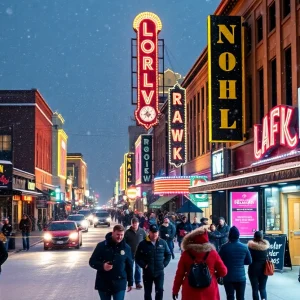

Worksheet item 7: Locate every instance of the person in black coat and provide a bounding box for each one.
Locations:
[176,216,193,252]
[217,217,230,247]
[0,240,8,275]
[135,224,171,300]
[208,223,223,252]
[159,216,176,259]
[248,231,270,300]
[191,216,201,230]
[89,225,133,300]
[2,218,12,251]
[219,226,252,300]
[19,214,32,251]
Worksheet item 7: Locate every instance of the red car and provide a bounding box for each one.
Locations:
[43,221,83,250]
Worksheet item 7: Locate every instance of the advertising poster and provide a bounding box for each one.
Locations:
[230,192,258,237]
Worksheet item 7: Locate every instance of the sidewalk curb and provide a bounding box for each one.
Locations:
[8,239,43,256]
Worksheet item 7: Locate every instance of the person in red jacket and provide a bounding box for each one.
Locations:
[172,227,227,300]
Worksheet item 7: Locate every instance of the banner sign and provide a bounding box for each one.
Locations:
[168,83,187,167]
[254,105,299,160]
[189,176,208,208]
[124,153,134,189]
[0,162,13,190]
[230,192,258,237]
[141,135,153,183]
[133,12,162,129]
[207,15,245,142]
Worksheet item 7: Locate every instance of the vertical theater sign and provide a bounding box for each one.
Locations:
[133,12,162,129]
[207,16,246,142]
[168,83,187,167]
[124,153,134,189]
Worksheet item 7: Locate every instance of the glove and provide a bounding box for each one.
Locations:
[172,294,178,300]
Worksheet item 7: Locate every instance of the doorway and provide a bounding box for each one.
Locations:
[288,198,300,265]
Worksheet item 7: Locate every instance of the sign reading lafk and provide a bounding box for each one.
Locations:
[168,83,187,167]
[133,12,162,129]
[208,15,245,142]
[254,105,299,160]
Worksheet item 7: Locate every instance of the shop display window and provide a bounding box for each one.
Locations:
[265,187,281,231]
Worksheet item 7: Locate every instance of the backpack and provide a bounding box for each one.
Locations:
[188,251,212,288]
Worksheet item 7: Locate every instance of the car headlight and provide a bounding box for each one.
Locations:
[93,217,99,223]
[81,220,89,227]
[43,233,52,241]
[69,232,78,240]
[106,217,111,222]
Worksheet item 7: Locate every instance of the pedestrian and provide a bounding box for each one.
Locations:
[217,217,230,247]
[138,212,145,229]
[159,216,176,259]
[148,213,157,226]
[199,217,209,227]
[2,218,12,252]
[219,226,252,300]
[191,216,200,230]
[19,214,32,251]
[176,216,193,252]
[0,240,8,276]
[208,224,223,252]
[135,224,171,300]
[143,216,150,232]
[124,218,146,290]
[248,231,270,300]
[89,224,133,300]
[172,227,227,300]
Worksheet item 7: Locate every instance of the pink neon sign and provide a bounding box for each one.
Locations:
[254,105,299,160]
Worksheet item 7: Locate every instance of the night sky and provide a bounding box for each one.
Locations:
[0,0,220,204]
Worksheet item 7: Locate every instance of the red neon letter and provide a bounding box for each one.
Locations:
[143,22,153,37]
[269,106,280,148]
[261,115,270,155]
[280,106,298,147]
[143,57,153,70]
[254,124,262,159]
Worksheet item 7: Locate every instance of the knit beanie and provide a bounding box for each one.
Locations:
[229,226,240,241]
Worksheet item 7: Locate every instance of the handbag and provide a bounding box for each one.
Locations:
[264,255,274,276]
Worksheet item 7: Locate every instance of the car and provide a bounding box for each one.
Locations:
[93,211,111,227]
[43,221,82,250]
[67,214,89,232]
[78,209,94,225]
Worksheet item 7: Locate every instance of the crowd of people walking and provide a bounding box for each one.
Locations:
[89,210,272,300]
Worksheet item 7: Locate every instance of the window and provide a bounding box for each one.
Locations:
[246,77,253,128]
[201,86,205,110]
[282,0,291,19]
[265,187,281,231]
[271,58,277,107]
[269,2,276,32]
[285,47,292,106]
[257,16,263,43]
[246,26,252,53]
[258,68,264,120]
[193,96,196,117]
[0,135,12,151]
[197,92,200,114]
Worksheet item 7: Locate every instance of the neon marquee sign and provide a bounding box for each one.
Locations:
[254,105,299,160]
[133,12,162,129]
[168,83,187,167]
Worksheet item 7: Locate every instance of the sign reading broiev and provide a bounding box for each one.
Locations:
[207,15,245,142]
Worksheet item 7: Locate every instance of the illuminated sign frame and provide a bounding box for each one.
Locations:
[168,83,187,167]
[133,12,162,129]
[124,153,134,189]
[0,162,12,190]
[141,135,153,184]
[58,129,68,179]
[211,148,231,179]
[207,15,246,142]
[254,105,299,160]
[120,163,125,191]
[154,176,190,195]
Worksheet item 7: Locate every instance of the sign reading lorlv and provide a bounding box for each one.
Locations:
[133,12,162,130]
[208,15,245,142]
[168,83,187,167]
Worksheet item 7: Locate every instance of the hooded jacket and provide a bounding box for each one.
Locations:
[135,235,171,277]
[172,227,227,300]
[89,232,133,293]
[19,218,32,233]
[248,239,270,277]
[176,221,193,241]
[124,226,146,256]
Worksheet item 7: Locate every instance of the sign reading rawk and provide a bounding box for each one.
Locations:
[141,135,153,183]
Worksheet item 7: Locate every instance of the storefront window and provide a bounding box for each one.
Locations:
[265,187,281,231]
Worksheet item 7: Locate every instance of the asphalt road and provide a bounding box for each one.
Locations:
[0,224,299,300]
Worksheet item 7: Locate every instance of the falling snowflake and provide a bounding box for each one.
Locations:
[6,8,13,15]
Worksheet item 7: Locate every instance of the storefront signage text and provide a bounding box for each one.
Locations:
[27,181,35,191]
[133,12,162,129]
[207,15,245,142]
[141,135,152,183]
[254,105,299,160]
[124,153,134,189]
[0,163,12,189]
[168,83,187,167]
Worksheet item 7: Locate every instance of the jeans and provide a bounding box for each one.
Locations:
[249,275,268,300]
[143,272,164,300]
[133,259,142,284]
[224,281,246,300]
[166,240,174,257]
[4,237,10,251]
[22,232,30,250]
[178,240,182,252]
[98,290,125,300]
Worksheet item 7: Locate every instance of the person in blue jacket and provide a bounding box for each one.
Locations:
[219,226,252,300]
[89,224,133,300]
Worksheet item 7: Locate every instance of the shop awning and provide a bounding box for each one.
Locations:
[149,196,175,209]
[189,161,300,193]
[13,189,43,196]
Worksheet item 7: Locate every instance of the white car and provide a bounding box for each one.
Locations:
[67,214,89,232]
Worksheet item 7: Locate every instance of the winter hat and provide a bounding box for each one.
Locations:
[229,226,240,241]
[254,231,263,240]
[193,231,209,244]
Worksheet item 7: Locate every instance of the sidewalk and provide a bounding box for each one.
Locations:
[7,230,43,255]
